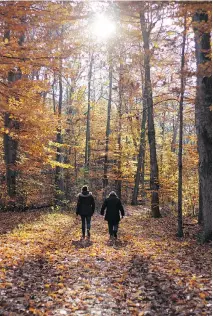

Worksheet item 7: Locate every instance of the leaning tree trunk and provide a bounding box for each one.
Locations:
[177,13,187,238]
[140,12,161,217]
[193,11,212,242]
[103,54,113,191]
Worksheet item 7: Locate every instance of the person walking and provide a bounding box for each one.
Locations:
[100,191,125,240]
[76,185,95,240]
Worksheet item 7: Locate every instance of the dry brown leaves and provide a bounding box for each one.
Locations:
[0,206,211,315]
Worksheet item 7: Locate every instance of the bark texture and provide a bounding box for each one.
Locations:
[3,29,23,207]
[193,12,212,242]
[177,14,186,238]
[140,11,161,217]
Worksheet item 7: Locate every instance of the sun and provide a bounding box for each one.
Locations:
[91,14,116,41]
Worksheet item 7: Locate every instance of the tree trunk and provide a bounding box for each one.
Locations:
[171,109,179,153]
[3,28,24,208]
[160,111,166,169]
[103,54,113,191]
[177,14,187,238]
[85,52,94,168]
[115,64,123,199]
[198,181,203,224]
[132,100,147,205]
[55,68,64,204]
[193,12,212,242]
[140,11,161,217]
[4,112,19,200]
[52,73,57,114]
[132,58,146,206]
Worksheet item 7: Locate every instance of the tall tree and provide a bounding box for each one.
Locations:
[139,4,161,217]
[85,51,94,169]
[103,50,113,191]
[3,14,25,208]
[55,60,64,204]
[177,13,187,237]
[132,67,146,205]
[193,9,212,242]
[115,61,123,198]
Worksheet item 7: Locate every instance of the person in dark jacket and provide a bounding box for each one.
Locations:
[76,186,95,239]
[100,191,125,240]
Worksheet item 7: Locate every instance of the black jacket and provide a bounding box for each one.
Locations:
[76,191,95,216]
[101,194,124,222]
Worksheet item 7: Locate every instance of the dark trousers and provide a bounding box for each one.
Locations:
[108,221,119,237]
[81,215,91,237]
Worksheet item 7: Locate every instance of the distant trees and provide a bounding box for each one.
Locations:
[0,1,211,242]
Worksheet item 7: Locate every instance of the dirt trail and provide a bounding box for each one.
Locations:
[0,207,211,315]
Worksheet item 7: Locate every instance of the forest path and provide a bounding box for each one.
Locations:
[0,206,211,315]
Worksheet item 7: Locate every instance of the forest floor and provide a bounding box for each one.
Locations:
[0,206,211,316]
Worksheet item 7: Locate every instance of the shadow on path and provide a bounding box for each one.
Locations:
[0,210,46,235]
[71,239,93,249]
[119,253,211,316]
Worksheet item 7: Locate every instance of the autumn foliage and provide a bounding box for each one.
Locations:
[0,207,211,315]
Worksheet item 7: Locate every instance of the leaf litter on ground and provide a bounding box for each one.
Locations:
[0,206,211,315]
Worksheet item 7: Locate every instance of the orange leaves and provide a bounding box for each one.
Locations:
[0,208,211,315]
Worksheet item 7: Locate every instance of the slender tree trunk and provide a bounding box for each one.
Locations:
[55,66,64,203]
[140,138,146,204]
[177,14,187,238]
[193,12,212,242]
[103,53,113,190]
[52,74,56,114]
[171,109,180,153]
[115,64,123,198]
[140,12,161,217]
[4,112,19,200]
[132,60,146,205]
[85,52,94,168]
[74,148,78,184]
[160,111,166,169]
[132,100,147,205]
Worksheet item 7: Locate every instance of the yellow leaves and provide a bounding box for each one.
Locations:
[0,208,212,316]
[199,292,207,299]
[49,141,70,149]
[48,159,74,169]
[49,292,57,298]
[84,284,91,290]
[57,282,64,288]
[0,282,12,288]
